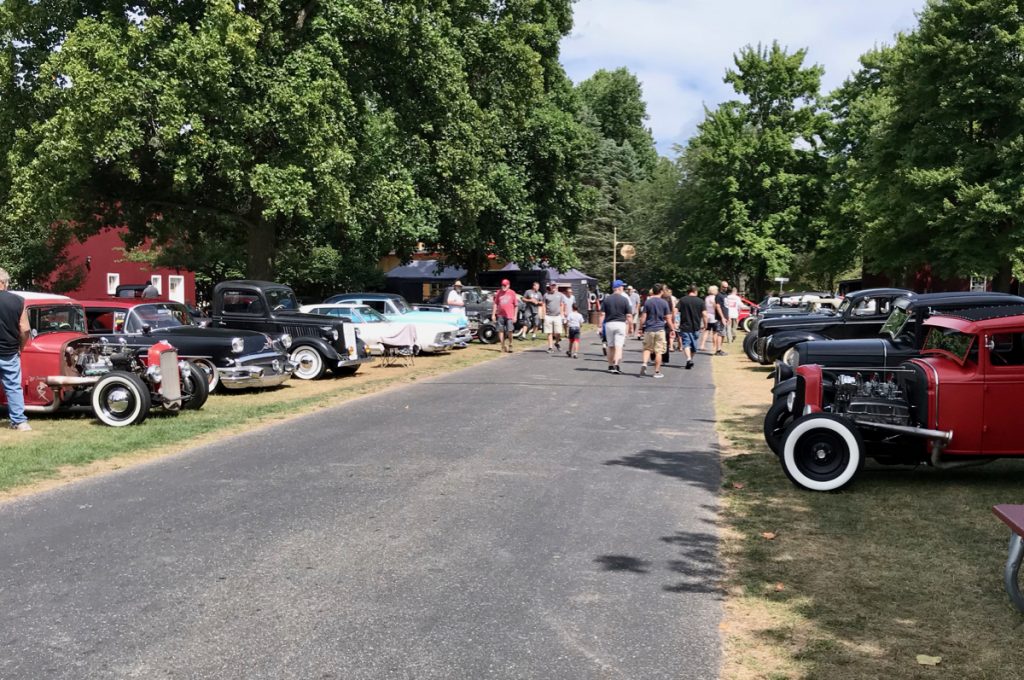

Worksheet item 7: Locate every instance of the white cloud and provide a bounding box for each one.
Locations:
[561,0,924,154]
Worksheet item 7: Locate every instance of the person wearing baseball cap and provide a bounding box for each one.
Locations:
[491,279,519,353]
[599,279,632,373]
[542,282,567,353]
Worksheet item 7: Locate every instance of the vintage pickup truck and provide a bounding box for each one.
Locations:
[210,280,372,380]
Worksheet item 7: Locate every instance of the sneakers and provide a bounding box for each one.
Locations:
[685,360,694,370]
[715,350,727,356]
[608,364,622,374]
[546,347,554,354]
[572,352,578,359]
[653,372,664,379]
[555,341,562,351]
[639,365,648,376]
[11,422,31,432]
[607,365,616,373]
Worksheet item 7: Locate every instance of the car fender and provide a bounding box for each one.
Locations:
[772,376,798,397]
[764,331,827,360]
[289,336,340,362]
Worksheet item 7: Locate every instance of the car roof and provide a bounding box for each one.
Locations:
[901,292,1024,311]
[926,305,1024,333]
[12,291,75,304]
[76,299,178,309]
[845,287,913,299]
[214,280,293,291]
[329,293,400,300]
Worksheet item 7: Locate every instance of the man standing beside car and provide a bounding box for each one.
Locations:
[0,268,32,431]
[446,280,466,317]
[491,279,519,354]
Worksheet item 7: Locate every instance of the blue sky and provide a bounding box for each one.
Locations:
[560,0,926,155]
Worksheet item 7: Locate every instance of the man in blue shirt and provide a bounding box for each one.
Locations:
[637,283,674,378]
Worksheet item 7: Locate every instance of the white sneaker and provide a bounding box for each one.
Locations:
[653,372,665,379]
[639,365,648,376]
[11,422,32,431]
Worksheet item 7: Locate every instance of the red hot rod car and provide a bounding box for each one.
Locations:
[0,293,206,426]
[778,305,1024,491]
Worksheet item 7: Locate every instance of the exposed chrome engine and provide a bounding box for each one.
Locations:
[833,372,911,426]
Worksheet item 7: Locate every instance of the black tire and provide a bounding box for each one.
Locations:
[290,346,326,380]
[181,361,209,410]
[478,323,499,344]
[334,365,360,377]
[91,371,151,427]
[780,414,864,492]
[763,397,795,456]
[743,332,760,362]
[192,358,220,392]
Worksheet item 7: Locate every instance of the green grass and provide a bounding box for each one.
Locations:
[0,340,532,495]
[715,346,1024,680]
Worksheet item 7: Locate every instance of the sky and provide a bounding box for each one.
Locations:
[560,0,926,156]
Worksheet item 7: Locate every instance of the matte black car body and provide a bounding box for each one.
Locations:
[211,280,372,380]
[754,288,912,365]
[81,299,296,390]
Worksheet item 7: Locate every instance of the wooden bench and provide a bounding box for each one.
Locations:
[992,504,1024,612]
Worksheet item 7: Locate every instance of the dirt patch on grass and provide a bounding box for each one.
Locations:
[0,341,532,501]
[713,338,1024,679]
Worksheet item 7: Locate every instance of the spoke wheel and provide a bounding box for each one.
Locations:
[91,371,151,427]
[290,346,326,380]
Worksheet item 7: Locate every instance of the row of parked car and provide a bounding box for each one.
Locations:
[2,280,479,428]
[740,288,1024,491]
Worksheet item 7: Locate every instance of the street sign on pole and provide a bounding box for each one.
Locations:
[774,277,790,296]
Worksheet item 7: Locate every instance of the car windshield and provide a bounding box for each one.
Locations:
[266,288,299,311]
[391,298,411,314]
[836,298,851,315]
[922,326,976,365]
[126,303,193,332]
[30,304,86,335]
[356,307,387,323]
[880,306,910,339]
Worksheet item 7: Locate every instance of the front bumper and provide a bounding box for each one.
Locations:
[219,353,297,389]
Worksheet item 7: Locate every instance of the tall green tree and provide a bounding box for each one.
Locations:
[677,42,829,296]
[575,67,658,174]
[861,0,1024,290]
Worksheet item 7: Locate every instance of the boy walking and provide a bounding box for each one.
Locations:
[565,304,584,358]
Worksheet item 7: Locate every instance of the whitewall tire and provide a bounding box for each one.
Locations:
[781,414,864,491]
[290,346,326,380]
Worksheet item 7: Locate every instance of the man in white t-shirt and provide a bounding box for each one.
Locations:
[724,289,741,343]
[446,280,466,316]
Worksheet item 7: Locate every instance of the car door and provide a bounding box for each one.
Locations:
[983,330,1024,454]
[836,295,893,339]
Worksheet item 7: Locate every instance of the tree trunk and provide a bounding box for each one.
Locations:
[993,257,1015,293]
[246,215,276,280]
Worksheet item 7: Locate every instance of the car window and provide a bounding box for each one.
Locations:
[265,287,299,311]
[989,333,1024,366]
[365,301,387,314]
[359,307,387,323]
[391,298,410,313]
[29,304,86,335]
[922,327,976,365]
[86,310,116,333]
[881,307,910,339]
[222,291,265,315]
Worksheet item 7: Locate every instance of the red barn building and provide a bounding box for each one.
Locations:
[51,228,196,304]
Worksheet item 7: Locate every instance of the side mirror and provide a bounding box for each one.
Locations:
[986,336,996,351]
[30,328,38,339]
[142,324,152,336]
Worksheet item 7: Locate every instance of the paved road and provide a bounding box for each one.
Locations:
[0,337,722,679]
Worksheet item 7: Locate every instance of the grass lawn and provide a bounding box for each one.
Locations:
[714,336,1024,680]
[0,338,547,499]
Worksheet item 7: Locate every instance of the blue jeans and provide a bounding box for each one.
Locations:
[0,353,27,426]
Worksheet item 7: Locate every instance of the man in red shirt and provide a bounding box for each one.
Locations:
[491,279,519,353]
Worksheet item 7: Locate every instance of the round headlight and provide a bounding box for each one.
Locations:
[231,337,245,353]
[331,329,339,341]
[279,333,293,349]
[786,391,796,412]
[783,347,800,367]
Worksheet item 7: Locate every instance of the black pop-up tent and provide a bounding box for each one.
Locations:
[479,264,598,312]
[383,260,468,303]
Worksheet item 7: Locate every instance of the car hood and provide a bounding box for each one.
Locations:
[795,337,902,367]
[388,312,463,328]
[758,313,841,333]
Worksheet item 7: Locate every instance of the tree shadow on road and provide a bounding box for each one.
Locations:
[603,448,720,493]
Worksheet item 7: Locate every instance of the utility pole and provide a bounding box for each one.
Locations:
[612,223,635,284]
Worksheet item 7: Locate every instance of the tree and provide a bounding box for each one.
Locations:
[860,0,1024,291]
[575,68,658,174]
[677,42,829,296]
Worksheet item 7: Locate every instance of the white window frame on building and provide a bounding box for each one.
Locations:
[106,273,120,295]
[167,275,185,303]
[970,275,989,292]
[150,275,162,295]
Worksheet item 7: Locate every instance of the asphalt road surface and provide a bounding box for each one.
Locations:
[0,337,722,679]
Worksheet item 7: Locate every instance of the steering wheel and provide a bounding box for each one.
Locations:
[274,304,286,311]
[58,322,72,330]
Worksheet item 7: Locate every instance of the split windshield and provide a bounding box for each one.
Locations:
[922,326,976,365]
[880,306,911,340]
[126,303,193,333]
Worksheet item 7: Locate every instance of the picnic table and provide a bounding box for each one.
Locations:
[992,504,1024,612]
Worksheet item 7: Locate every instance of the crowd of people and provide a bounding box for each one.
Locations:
[485,276,745,379]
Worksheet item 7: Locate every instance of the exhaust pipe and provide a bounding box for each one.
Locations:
[45,376,99,386]
[854,420,953,443]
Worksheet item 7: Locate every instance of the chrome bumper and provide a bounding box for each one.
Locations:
[337,354,373,368]
[219,359,297,389]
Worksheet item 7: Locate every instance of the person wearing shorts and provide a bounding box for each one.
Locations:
[491,278,519,353]
[542,282,567,353]
[599,279,632,374]
[638,283,673,378]
[566,303,584,358]
[522,281,543,339]
[677,285,705,370]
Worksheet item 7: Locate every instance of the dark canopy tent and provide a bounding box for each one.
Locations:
[384,260,468,303]
[479,264,599,312]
